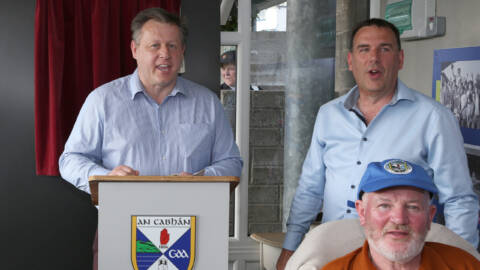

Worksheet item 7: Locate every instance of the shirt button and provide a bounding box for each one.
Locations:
[346,209,351,213]
[163,156,167,160]
[350,185,355,189]
[356,161,361,165]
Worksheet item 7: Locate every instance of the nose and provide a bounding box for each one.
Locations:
[159,45,170,59]
[390,206,408,225]
[368,48,380,63]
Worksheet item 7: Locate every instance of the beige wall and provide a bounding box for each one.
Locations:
[398,0,480,96]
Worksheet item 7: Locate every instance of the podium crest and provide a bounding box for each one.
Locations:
[132,215,196,270]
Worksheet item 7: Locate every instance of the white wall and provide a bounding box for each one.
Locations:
[399,0,480,96]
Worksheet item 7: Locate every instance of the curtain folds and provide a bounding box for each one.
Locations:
[34,0,180,175]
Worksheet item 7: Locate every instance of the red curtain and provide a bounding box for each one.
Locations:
[34,0,181,175]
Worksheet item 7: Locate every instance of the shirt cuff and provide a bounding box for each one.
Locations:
[89,166,111,177]
[203,166,214,176]
[84,166,111,194]
[282,230,305,251]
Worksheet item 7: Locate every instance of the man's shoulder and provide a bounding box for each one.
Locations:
[425,241,478,257]
[424,242,480,266]
[220,82,230,90]
[400,83,449,111]
[320,245,364,270]
[98,73,132,91]
[89,73,132,100]
[178,77,219,100]
[397,83,457,121]
[317,93,348,114]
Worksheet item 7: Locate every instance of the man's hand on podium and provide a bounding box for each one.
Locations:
[108,165,139,176]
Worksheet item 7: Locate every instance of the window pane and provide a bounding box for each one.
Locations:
[247,0,336,235]
[220,0,238,32]
[251,2,287,90]
[253,1,287,32]
[248,3,287,235]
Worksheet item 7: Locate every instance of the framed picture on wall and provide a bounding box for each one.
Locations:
[432,46,480,154]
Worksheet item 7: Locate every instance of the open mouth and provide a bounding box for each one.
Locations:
[368,68,382,78]
[157,64,170,72]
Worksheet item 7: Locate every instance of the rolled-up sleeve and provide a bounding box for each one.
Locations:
[59,92,109,194]
[427,106,479,247]
[283,113,326,251]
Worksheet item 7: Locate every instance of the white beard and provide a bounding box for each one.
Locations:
[366,227,427,263]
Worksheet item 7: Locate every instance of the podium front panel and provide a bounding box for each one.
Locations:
[98,182,229,270]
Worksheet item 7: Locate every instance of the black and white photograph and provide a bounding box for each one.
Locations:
[433,46,480,147]
[440,60,480,129]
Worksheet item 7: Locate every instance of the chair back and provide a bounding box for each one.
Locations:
[285,219,480,270]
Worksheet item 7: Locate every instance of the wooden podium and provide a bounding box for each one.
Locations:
[89,175,239,270]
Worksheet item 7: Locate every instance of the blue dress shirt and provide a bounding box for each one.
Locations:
[59,70,242,193]
[284,80,479,249]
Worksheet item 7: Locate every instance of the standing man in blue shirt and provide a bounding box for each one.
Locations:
[59,7,242,270]
[59,7,242,190]
[276,18,478,269]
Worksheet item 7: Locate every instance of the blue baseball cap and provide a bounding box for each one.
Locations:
[358,159,438,200]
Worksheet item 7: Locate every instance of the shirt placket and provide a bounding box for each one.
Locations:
[155,101,168,173]
[347,110,369,218]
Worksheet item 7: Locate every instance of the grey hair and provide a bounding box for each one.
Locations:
[131,7,188,46]
[361,189,432,207]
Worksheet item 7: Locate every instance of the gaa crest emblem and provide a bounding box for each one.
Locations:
[132,216,196,270]
[384,160,412,174]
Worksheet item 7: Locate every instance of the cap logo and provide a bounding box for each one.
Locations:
[383,160,412,174]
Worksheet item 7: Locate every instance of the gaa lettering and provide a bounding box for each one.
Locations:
[168,249,189,258]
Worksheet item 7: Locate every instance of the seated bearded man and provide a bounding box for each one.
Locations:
[322,159,480,270]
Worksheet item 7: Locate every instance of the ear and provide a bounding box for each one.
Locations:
[428,204,436,224]
[355,199,366,225]
[181,44,186,55]
[347,51,353,71]
[424,204,436,231]
[131,40,138,60]
[398,49,404,70]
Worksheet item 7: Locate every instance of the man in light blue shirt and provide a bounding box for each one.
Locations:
[59,7,242,193]
[277,18,478,269]
[60,8,242,270]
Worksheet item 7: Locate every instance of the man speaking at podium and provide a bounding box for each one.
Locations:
[59,7,242,193]
[59,7,242,270]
